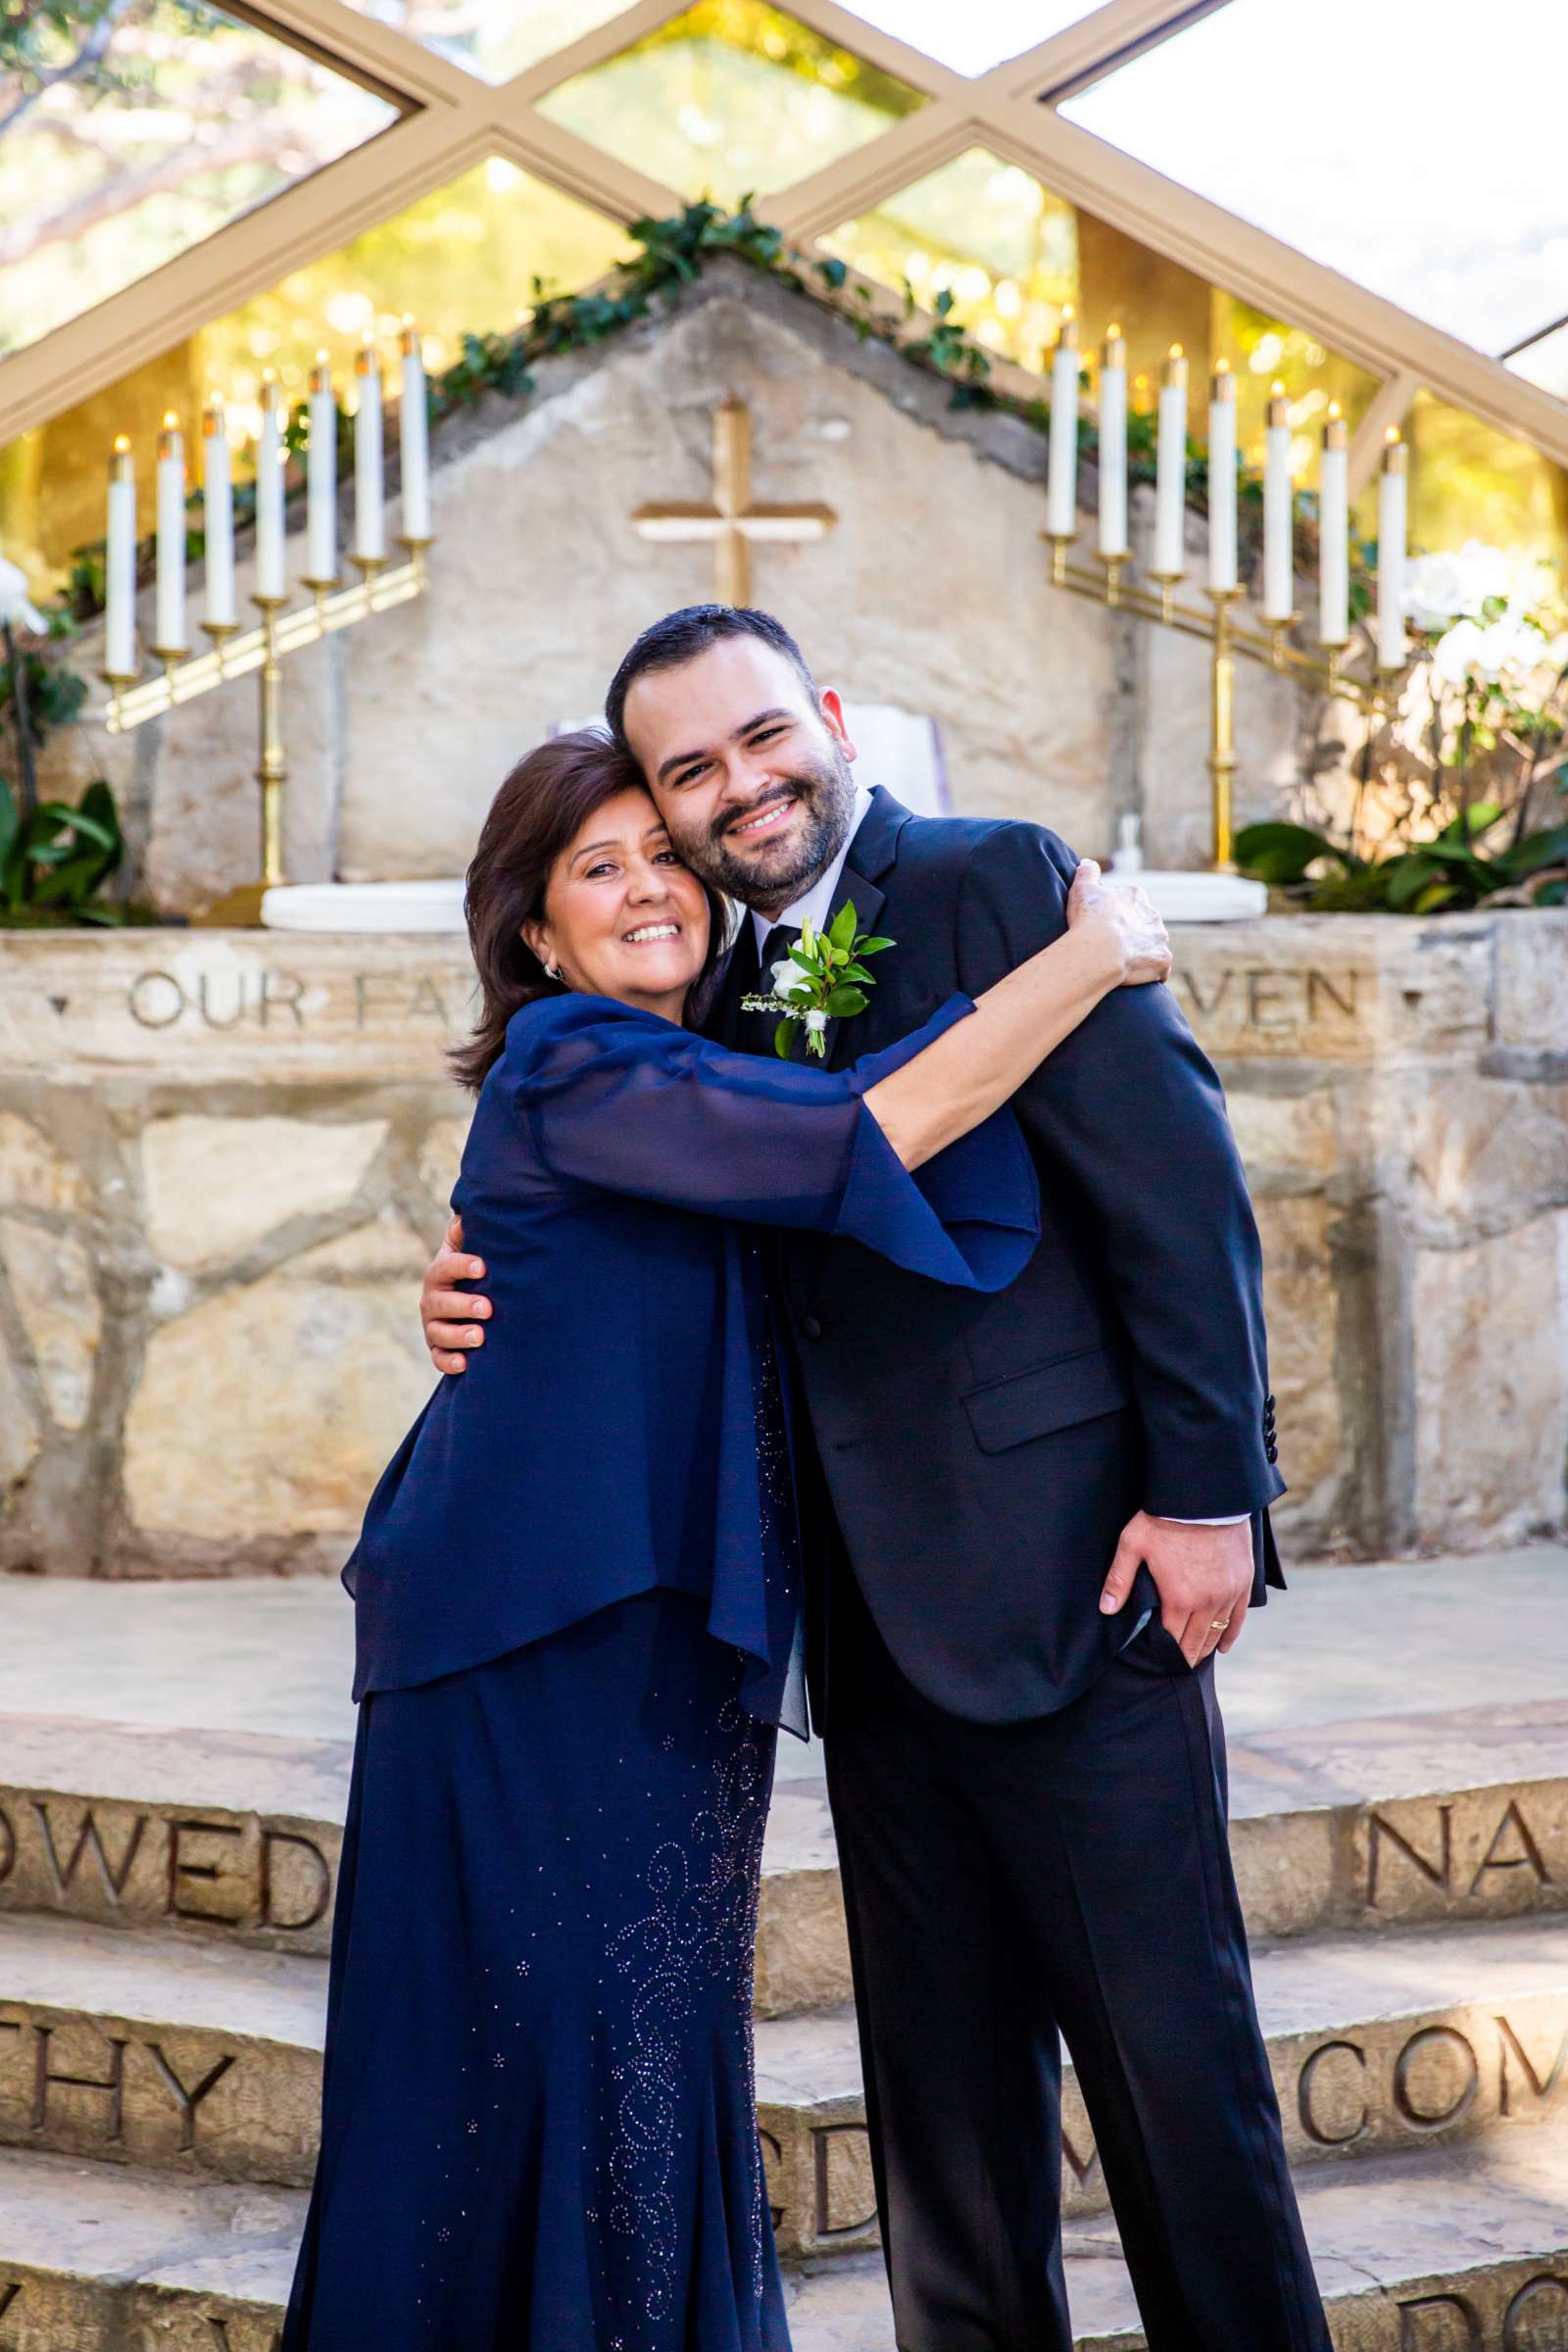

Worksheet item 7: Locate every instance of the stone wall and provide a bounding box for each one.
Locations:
[40,262,1303,914]
[0,912,1563,1577]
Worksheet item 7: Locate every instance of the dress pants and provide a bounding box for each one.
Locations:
[820,1560,1332,2352]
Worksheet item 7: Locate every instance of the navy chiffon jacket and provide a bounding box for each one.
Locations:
[343,990,1040,1714]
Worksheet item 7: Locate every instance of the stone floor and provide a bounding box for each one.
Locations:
[1,1543,1563,1776]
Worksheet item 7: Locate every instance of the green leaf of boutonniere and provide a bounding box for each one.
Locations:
[741,900,894,1060]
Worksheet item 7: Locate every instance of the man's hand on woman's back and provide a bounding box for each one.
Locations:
[421,1213,492,1373]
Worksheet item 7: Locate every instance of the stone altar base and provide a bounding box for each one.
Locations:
[0,1547,1563,2347]
[1,908,1564,1576]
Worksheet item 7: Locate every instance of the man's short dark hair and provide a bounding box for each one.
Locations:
[606,606,820,747]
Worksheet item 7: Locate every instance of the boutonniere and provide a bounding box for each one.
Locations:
[742,902,894,1060]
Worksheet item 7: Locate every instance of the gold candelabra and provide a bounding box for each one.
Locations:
[98,533,433,926]
[1043,529,1397,873]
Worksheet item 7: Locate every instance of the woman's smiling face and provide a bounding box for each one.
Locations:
[523,783,710,1019]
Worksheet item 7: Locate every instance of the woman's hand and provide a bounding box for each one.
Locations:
[1066,858,1172,987]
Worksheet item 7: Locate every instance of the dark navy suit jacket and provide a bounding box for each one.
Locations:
[710,788,1286,1724]
[342,991,1040,1709]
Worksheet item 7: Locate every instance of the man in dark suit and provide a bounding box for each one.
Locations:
[422,607,1330,2351]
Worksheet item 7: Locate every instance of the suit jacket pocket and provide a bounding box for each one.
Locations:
[961,1347,1131,1455]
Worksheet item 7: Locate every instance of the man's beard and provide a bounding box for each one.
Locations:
[694,739,858,909]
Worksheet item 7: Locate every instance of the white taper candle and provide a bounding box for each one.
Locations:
[1319,401,1348,647]
[1377,427,1408,671]
[154,413,187,652]
[1047,307,1080,539]
[1261,381,1294,623]
[1152,344,1187,577]
[1206,361,1237,593]
[202,402,236,628]
[306,352,338,585]
[105,437,137,677]
[354,338,385,562]
[1098,323,1127,559]
[399,318,430,541]
[256,376,286,601]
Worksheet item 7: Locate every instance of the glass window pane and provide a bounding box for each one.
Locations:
[837,1,1105,77]
[0,0,400,362]
[1507,319,1568,403]
[332,0,643,84]
[1061,0,1568,360]
[536,0,926,210]
[820,157,1378,442]
[822,147,1075,373]
[0,159,631,593]
[1403,391,1568,565]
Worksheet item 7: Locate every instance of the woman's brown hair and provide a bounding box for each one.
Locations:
[450,728,730,1093]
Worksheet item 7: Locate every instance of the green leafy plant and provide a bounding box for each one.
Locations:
[741,901,894,1058]
[1236,806,1568,913]
[0,775,138,926]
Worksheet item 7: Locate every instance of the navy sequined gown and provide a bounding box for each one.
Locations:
[281,992,1039,2352]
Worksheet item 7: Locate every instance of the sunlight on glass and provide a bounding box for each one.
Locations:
[1403,392,1568,564]
[823,147,1074,372]
[1062,0,1568,358]
[1211,297,1378,467]
[0,160,631,592]
[536,0,925,209]
[836,0,1104,76]
[0,0,398,361]
[332,0,641,82]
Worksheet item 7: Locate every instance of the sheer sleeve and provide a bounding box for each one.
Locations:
[497,994,1039,1293]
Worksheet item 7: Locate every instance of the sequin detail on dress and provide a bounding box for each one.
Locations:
[603,1692,771,2331]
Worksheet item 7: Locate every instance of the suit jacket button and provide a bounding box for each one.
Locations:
[1265,1440,1279,1463]
[801,1315,824,1341]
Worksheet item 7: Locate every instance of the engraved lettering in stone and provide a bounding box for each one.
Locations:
[1497,2015,1568,2116]
[1246,971,1292,1029]
[197,973,251,1030]
[258,970,307,1029]
[1367,1804,1453,1907]
[1397,2291,1481,2349]
[128,971,185,1029]
[1392,2027,1479,2131]
[1298,2038,1368,2146]
[1503,2275,1568,2349]
[29,1801,146,1905]
[0,1808,13,1884]
[354,974,398,1028]
[32,2025,126,2137]
[407,975,448,1023]
[1306,968,1357,1020]
[206,2321,283,2352]
[1179,971,1233,1020]
[260,1830,331,1932]
[1467,1800,1552,1896]
[810,2122,876,2239]
[758,2126,784,2232]
[144,2043,237,2150]
[168,1820,247,1925]
[1060,2126,1100,2187]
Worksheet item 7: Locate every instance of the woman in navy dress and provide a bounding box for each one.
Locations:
[282,730,1169,2352]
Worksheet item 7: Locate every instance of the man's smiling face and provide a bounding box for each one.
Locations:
[620,636,858,918]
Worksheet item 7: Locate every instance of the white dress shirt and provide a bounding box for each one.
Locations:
[748,783,1243,1532]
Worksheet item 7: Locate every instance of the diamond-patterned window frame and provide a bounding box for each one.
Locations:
[2,0,1563,511]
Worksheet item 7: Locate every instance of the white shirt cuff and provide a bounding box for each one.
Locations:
[1158,1513,1250,1527]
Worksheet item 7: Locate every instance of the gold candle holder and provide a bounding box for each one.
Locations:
[1146,570,1184,624]
[1044,530,1076,588]
[1206,585,1244,871]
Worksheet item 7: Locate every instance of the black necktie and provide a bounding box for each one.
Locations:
[738,923,796,1056]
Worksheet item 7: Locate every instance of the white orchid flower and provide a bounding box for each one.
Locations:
[1431,618,1484,685]
[0,558,47,635]
[1405,540,1515,632]
[770,956,810,1001]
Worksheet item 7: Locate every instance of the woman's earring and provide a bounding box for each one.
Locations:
[545,958,564,984]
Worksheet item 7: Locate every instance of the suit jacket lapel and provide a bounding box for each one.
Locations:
[706,920,759,1050]
[819,864,887,1072]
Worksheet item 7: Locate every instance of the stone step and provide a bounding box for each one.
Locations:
[785,2124,1568,2349]
[757,1695,1568,2015]
[3,1891,1565,2255]
[3,1696,1566,2008]
[0,1714,350,1959]
[0,2120,1565,2351]
[0,1911,325,2189]
[0,2144,301,2350]
[757,1913,1568,2255]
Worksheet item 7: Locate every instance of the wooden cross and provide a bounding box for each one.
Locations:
[631,397,836,607]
